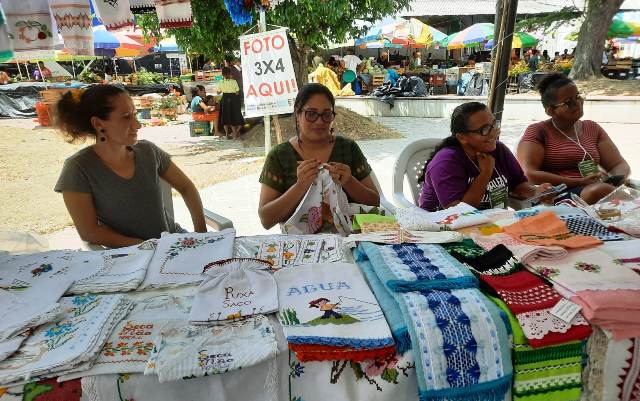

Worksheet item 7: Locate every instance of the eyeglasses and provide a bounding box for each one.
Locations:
[467,120,501,136]
[303,109,336,123]
[552,94,585,109]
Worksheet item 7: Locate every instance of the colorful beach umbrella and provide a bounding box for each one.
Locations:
[441,23,494,49]
[152,37,182,52]
[484,32,539,49]
[355,17,405,47]
[608,12,640,38]
[390,18,447,47]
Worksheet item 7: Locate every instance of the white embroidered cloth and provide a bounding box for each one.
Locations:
[189,258,278,323]
[91,0,134,30]
[0,294,133,386]
[155,0,192,28]
[0,289,63,342]
[395,203,490,231]
[471,233,568,264]
[274,262,393,349]
[0,333,26,362]
[68,241,156,294]
[140,229,236,289]
[526,248,640,293]
[344,230,463,247]
[3,0,53,52]
[282,169,352,236]
[58,291,192,381]
[144,315,278,383]
[516,308,590,340]
[48,0,93,55]
[256,236,343,268]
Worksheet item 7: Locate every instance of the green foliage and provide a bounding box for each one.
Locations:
[269,0,410,53]
[135,70,166,85]
[135,13,162,44]
[381,367,399,383]
[515,7,582,34]
[155,95,179,110]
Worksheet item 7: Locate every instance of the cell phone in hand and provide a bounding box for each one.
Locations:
[603,175,625,186]
[524,183,568,203]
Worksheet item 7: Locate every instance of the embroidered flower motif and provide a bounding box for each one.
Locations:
[364,354,399,377]
[44,322,74,338]
[307,206,322,233]
[166,236,222,260]
[72,295,97,306]
[290,361,305,377]
[536,266,560,278]
[31,263,53,277]
[574,262,601,273]
[181,239,195,246]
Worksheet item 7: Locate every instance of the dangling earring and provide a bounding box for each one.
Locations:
[329,127,335,143]
[99,129,106,142]
[295,120,302,145]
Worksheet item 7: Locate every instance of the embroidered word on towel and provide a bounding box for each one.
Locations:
[503,211,602,249]
[275,262,394,351]
[357,242,477,292]
[189,258,278,323]
[140,229,235,289]
[480,271,592,348]
[144,316,277,383]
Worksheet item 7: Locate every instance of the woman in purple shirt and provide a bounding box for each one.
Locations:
[419,102,552,211]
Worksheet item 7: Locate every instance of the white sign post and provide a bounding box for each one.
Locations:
[240,26,298,153]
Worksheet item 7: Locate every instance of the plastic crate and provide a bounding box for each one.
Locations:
[189,121,210,137]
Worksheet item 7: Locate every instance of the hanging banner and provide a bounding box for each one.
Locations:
[240,28,298,118]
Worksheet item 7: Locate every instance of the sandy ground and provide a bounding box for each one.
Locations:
[0,110,401,235]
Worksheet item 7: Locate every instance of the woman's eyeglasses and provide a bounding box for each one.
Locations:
[552,94,585,109]
[303,109,336,123]
[467,120,501,136]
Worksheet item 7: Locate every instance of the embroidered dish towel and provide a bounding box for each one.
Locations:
[49,0,93,55]
[0,289,63,342]
[58,292,192,381]
[129,0,155,13]
[503,211,602,249]
[91,0,134,30]
[0,295,133,386]
[282,168,352,236]
[395,203,490,231]
[526,248,640,293]
[480,271,592,348]
[351,214,397,232]
[571,289,640,340]
[275,262,394,351]
[154,0,192,28]
[399,288,513,401]
[144,315,277,383]
[3,0,52,52]
[189,258,278,323]
[255,236,343,268]
[140,229,236,289]
[68,241,156,294]
[356,242,477,292]
[344,230,463,247]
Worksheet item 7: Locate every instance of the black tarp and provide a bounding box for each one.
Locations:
[0,82,48,118]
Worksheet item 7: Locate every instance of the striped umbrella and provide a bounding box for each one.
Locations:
[608,12,640,38]
[484,32,539,49]
[441,23,494,49]
[390,18,447,47]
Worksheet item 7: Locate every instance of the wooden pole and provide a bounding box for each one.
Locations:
[488,0,517,122]
[260,10,271,154]
[272,115,283,144]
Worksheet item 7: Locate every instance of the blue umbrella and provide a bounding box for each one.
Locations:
[93,26,120,49]
[152,37,181,52]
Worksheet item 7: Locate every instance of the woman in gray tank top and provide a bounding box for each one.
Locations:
[53,85,206,248]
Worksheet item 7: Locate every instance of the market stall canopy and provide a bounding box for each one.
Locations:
[93,26,141,50]
[608,12,640,38]
[152,38,182,53]
[355,17,405,46]
[484,32,539,49]
[390,18,447,47]
[439,23,494,49]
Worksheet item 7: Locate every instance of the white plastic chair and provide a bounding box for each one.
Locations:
[369,170,396,214]
[392,139,530,210]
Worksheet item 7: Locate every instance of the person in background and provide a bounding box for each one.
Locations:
[38,62,52,79]
[419,102,553,211]
[217,66,245,139]
[341,48,362,89]
[258,83,379,230]
[517,73,630,204]
[327,56,340,72]
[203,60,214,71]
[528,49,540,72]
[53,85,206,247]
[426,53,433,65]
[466,55,476,68]
[411,51,422,68]
[190,85,221,136]
[561,49,570,60]
[312,53,324,69]
[0,68,10,84]
[553,51,561,62]
[377,52,390,68]
[225,56,244,98]
[541,50,550,62]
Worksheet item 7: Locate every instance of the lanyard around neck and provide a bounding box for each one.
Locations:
[463,151,499,178]
[551,119,592,162]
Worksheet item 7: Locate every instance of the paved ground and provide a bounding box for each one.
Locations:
[159,116,640,238]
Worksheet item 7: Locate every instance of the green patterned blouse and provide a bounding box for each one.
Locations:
[259,136,372,195]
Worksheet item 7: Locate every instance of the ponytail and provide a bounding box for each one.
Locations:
[53,84,126,142]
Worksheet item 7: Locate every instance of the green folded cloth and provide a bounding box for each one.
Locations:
[351,214,397,230]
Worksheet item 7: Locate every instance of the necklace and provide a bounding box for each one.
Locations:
[551,119,592,161]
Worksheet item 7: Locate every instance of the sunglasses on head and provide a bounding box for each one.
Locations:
[466,120,501,136]
[302,109,336,123]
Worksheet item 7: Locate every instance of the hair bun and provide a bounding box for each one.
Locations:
[537,72,568,96]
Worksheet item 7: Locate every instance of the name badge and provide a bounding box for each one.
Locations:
[489,186,508,209]
[578,159,599,178]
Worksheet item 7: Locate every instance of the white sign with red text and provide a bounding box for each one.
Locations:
[240,28,298,117]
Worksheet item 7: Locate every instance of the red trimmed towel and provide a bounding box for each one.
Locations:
[49,0,93,56]
[479,271,592,348]
[154,0,192,28]
[91,0,134,31]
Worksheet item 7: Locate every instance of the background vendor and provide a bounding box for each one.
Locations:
[190,85,221,136]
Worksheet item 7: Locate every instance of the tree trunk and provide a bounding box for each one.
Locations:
[287,33,310,87]
[570,0,623,80]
